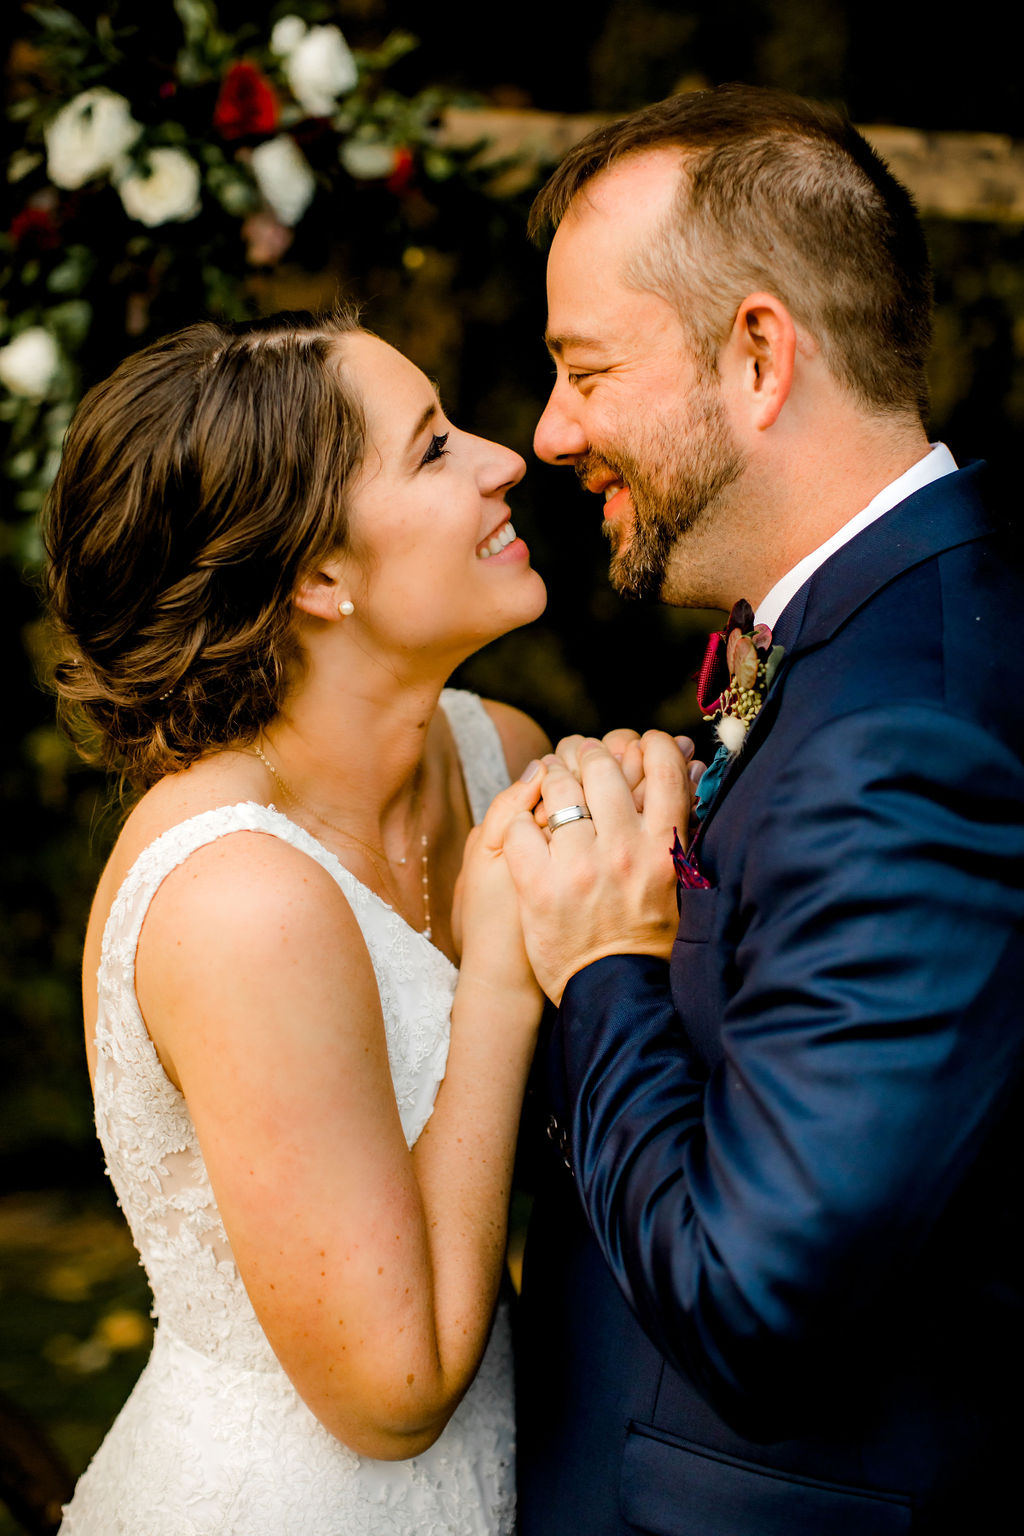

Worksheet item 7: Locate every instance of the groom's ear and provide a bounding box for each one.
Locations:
[723,293,797,431]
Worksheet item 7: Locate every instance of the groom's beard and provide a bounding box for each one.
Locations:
[579,380,746,601]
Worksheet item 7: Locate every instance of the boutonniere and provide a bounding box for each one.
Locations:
[692,598,785,821]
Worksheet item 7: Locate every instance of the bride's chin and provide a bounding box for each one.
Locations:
[491,576,549,636]
[398,573,548,664]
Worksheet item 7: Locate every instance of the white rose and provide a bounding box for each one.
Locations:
[44,88,142,190]
[269,14,307,56]
[340,139,399,180]
[285,25,358,117]
[251,135,316,226]
[117,148,202,227]
[0,327,61,397]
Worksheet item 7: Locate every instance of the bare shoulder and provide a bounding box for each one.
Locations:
[481,699,551,780]
[136,828,382,1088]
[143,828,367,972]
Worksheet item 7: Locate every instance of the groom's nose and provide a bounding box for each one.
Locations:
[533,385,589,465]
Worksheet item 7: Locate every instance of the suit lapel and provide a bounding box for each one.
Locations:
[691,462,995,853]
[792,460,993,655]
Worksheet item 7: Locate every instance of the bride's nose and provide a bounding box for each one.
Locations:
[478,438,527,496]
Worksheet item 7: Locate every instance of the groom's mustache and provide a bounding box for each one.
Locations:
[574,450,631,497]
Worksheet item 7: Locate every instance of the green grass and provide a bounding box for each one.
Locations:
[0,1189,152,1535]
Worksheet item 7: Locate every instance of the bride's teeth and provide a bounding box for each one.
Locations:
[478,521,516,558]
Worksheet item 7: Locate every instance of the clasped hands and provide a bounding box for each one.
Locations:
[504,730,705,1005]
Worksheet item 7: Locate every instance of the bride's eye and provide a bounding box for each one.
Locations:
[421,432,450,466]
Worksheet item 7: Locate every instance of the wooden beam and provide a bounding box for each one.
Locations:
[439,107,1024,223]
[863,125,1024,223]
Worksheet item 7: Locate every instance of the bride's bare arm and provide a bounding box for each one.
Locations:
[134,776,543,1462]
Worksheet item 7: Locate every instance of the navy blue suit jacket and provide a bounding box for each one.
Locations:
[516,464,1024,1534]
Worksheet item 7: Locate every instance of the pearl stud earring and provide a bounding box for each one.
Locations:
[338,599,355,617]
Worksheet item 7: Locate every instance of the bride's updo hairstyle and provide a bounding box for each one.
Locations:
[45,309,365,789]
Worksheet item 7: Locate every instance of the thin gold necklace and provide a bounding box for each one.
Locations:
[252,742,432,941]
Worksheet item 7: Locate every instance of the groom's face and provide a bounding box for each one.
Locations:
[535,150,746,602]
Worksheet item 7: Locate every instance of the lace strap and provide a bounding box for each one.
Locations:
[96,698,501,1006]
[97,802,366,994]
[440,689,510,823]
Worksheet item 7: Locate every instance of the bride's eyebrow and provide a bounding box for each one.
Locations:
[405,400,439,454]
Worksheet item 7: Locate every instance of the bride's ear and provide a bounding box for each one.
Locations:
[293,562,355,622]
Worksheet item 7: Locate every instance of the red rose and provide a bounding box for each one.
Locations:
[214,61,278,140]
[386,146,415,193]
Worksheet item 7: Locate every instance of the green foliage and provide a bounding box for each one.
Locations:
[1,2,495,530]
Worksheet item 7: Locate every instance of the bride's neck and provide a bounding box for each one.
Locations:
[261,655,449,844]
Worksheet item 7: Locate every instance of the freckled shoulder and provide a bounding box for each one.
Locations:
[480,698,552,780]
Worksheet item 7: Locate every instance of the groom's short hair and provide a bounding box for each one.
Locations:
[529,85,933,421]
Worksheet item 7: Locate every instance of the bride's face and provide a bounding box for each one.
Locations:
[336,333,547,662]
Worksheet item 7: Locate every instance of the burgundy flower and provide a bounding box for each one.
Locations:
[214,62,278,140]
[10,206,59,251]
[695,598,772,714]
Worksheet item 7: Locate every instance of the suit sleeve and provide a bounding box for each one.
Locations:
[555,702,1024,1428]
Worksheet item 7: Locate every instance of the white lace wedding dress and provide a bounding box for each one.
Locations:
[59,690,516,1536]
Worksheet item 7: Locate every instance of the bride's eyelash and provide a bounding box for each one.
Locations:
[421,432,450,465]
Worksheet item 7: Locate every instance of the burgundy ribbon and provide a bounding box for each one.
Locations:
[694,599,758,715]
[695,630,728,715]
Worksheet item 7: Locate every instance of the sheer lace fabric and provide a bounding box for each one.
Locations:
[59,690,516,1535]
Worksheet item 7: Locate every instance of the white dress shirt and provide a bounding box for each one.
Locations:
[755,443,959,632]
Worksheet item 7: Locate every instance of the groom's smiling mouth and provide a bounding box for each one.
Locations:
[585,469,633,523]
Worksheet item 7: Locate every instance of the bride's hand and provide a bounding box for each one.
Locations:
[453,765,545,1008]
[546,728,703,815]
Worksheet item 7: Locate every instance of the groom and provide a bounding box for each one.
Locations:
[507,86,1024,1534]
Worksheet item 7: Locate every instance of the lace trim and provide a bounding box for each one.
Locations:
[439,689,509,823]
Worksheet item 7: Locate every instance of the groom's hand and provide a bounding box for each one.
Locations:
[503,732,689,1005]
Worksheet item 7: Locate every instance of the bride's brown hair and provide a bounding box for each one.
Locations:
[44,308,365,790]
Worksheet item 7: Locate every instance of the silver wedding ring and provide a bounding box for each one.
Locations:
[547,804,593,832]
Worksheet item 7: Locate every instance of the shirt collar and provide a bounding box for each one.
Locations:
[755,443,959,633]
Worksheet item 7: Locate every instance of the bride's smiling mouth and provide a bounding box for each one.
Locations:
[476,518,521,559]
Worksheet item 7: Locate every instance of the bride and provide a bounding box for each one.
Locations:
[44,308,550,1535]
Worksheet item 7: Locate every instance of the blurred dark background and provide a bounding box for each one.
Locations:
[1,2,1021,1526]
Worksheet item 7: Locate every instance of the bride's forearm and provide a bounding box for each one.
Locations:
[409,972,539,1397]
[330,977,537,1460]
